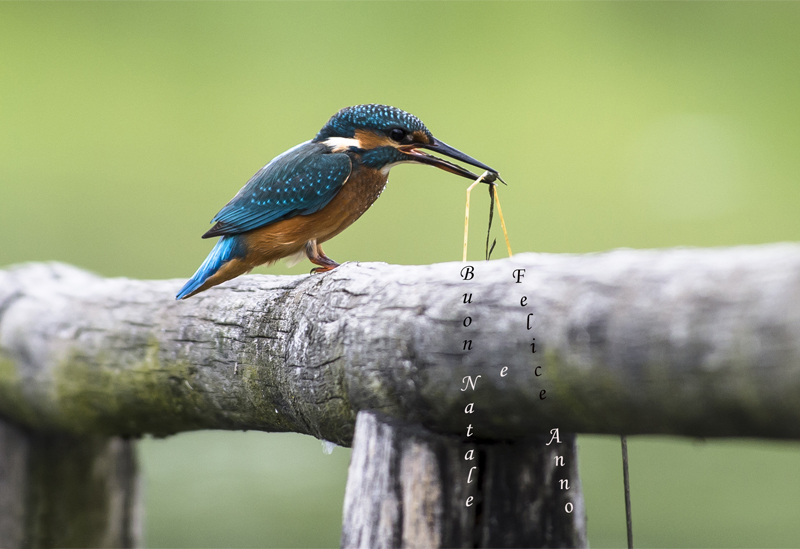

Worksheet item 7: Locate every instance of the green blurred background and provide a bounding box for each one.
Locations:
[2,2,800,547]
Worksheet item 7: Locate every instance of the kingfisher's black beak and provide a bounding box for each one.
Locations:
[401,138,501,182]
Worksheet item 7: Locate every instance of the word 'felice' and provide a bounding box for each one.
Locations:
[519,284,545,399]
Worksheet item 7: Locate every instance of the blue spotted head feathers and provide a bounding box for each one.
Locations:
[314,104,433,143]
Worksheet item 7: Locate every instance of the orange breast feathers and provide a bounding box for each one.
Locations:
[239,165,389,267]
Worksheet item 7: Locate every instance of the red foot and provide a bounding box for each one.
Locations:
[310,264,338,274]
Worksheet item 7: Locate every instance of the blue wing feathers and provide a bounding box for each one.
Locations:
[203,141,351,238]
[176,236,244,300]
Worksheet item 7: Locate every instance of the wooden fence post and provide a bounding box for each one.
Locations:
[0,418,141,549]
[342,411,586,548]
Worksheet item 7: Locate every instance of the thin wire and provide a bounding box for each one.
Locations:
[621,435,633,549]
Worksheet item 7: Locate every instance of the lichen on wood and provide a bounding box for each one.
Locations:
[1,244,800,443]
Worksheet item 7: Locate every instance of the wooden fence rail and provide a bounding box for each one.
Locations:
[2,243,800,547]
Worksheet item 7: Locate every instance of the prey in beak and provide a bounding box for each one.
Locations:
[399,138,505,184]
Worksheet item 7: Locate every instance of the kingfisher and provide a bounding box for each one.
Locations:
[176,104,499,300]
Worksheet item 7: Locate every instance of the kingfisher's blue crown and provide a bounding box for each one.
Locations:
[314,104,433,141]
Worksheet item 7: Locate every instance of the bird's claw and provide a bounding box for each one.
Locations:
[310,265,338,274]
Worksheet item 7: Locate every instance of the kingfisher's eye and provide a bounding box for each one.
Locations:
[389,128,406,142]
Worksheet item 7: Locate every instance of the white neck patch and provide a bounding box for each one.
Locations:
[324,136,362,153]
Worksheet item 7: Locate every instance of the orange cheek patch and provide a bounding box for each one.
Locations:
[354,129,395,150]
[412,130,432,144]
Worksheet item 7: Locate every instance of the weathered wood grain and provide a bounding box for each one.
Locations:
[0,418,141,549]
[341,411,586,548]
[2,244,800,443]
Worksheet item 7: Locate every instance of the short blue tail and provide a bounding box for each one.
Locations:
[176,236,241,300]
